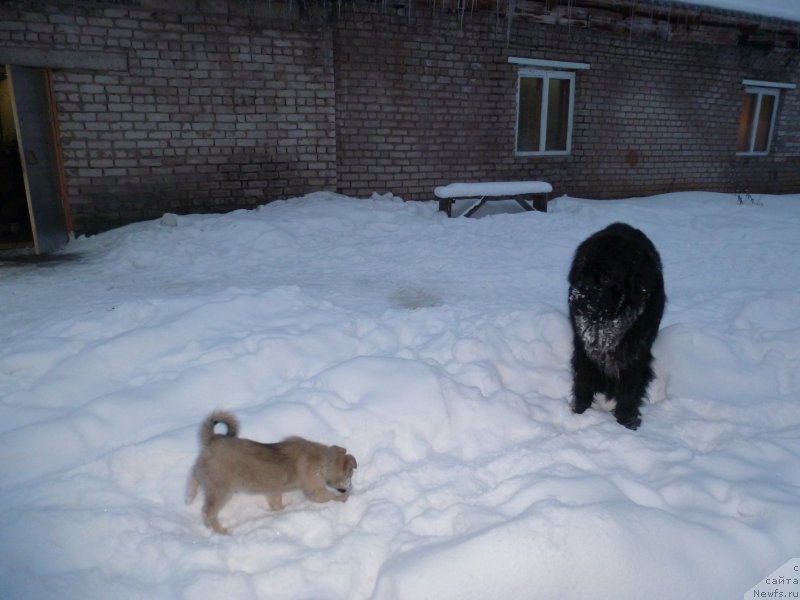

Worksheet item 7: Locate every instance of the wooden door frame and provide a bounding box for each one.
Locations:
[7,64,71,252]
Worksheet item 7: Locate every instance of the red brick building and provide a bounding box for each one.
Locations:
[1,0,798,251]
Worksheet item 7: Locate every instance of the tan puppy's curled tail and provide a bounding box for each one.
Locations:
[199,410,239,447]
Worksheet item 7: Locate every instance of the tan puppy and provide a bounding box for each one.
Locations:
[186,410,357,534]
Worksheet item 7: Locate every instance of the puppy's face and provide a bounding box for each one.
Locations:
[325,446,358,494]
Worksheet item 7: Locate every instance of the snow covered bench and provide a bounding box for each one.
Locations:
[435,181,553,217]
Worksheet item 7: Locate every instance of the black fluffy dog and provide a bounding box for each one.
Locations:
[567,222,665,430]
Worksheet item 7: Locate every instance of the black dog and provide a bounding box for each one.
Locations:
[567,223,665,430]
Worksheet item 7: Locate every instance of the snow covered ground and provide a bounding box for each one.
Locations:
[1,191,799,599]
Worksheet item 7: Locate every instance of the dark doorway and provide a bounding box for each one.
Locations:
[0,65,32,249]
[1,64,68,254]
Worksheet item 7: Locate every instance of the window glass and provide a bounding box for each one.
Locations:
[753,94,775,152]
[546,77,571,152]
[517,77,542,153]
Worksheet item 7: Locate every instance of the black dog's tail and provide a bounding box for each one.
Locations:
[199,410,239,447]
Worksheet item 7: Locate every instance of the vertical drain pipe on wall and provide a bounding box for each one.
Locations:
[45,69,72,236]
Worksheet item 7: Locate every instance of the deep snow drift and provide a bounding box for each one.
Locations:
[1,191,799,599]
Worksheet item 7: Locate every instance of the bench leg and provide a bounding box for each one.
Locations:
[440,194,549,217]
[514,198,534,212]
[463,198,488,218]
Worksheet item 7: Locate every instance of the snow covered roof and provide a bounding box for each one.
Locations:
[509,0,799,47]
[655,0,800,24]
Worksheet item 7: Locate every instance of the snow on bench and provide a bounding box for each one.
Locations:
[434,180,553,217]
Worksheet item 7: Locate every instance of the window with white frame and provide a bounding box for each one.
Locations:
[509,58,589,156]
[736,80,795,155]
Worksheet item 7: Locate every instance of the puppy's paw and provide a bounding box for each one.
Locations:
[204,514,230,535]
[267,494,285,511]
[210,523,230,535]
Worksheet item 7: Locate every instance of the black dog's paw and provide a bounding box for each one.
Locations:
[572,401,590,415]
[615,412,642,430]
[572,391,593,415]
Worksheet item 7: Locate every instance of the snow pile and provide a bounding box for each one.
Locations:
[1,191,799,599]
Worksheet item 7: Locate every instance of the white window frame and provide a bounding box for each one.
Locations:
[737,86,780,156]
[736,80,794,156]
[509,58,588,157]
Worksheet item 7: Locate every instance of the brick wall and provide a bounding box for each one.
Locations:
[332,8,515,199]
[333,5,800,201]
[2,0,798,234]
[1,0,337,233]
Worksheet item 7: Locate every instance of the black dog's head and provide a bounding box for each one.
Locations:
[568,223,663,321]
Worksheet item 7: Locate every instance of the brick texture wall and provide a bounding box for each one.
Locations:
[2,0,337,233]
[332,8,514,199]
[334,4,800,201]
[2,0,798,234]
